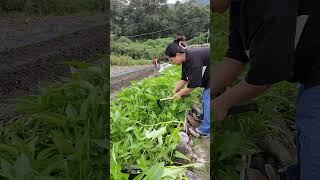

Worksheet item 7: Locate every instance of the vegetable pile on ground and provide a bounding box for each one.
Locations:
[213,82,297,179]
[0,61,108,179]
[110,66,201,179]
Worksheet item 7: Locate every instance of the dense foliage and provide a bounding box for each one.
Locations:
[111,34,210,65]
[111,37,172,60]
[111,0,209,39]
[110,54,150,66]
[111,66,201,179]
[0,61,108,179]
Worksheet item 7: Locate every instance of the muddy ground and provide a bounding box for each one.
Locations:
[110,65,157,97]
[0,13,108,121]
[0,13,106,52]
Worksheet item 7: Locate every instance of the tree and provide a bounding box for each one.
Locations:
[110,0,210,39]
[173,0,210,38]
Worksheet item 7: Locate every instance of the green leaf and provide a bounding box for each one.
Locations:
[0,143,18,157]
[51,131,74,154]
[111,144,117,165]
[14,154,32,180]
[36,147,55,161]
[40,156,65,175]
[144,127,166,140]
[162,166,186,179]
[65,104,78,119]
[144,162,164,180]
[173,151,190,161]
[34,113,66,126]
[80,99,89,120]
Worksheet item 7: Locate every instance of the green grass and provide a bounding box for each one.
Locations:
[111,37,172,61]
[110,54,150,66]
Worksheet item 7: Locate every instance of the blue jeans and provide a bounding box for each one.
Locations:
[197,88,210,135]
[284,85,320,180]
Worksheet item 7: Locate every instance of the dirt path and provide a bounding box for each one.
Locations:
[110,65,157,97]
[0,14,108,121]
[193,138,210,180]
[111,65,154,78]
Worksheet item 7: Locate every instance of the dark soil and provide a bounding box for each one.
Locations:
[0,14,108,121]
[110,65,157,96]
[0,13,106,52]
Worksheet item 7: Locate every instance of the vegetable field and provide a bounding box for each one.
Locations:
[110,33,211,179]
[0,61,108,179]
[212,13,298,180]
[110,66,201,179]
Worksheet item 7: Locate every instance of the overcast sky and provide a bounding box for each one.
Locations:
[167,0,183,4]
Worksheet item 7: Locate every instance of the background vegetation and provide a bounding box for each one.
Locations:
[111,33,209,66]
[111,0,210,40]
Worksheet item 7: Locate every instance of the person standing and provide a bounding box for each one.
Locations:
[152,57,159,71]
[165,36,210,138]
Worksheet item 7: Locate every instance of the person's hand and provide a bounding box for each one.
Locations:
[173,93,182,101]
[172,88,180,95]
[211,97,230,122]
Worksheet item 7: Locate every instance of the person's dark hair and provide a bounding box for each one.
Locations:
[165,36,188,57]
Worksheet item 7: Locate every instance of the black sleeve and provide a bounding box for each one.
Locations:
[187,66,203,88]
[244,0,297,85]
[181,63,187,81]
[225,2,249,64]
[225,28,250,64]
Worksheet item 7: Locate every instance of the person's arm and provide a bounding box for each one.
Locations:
[213,0,297,122]
[211,0,230,13]
[174,65,201,99]
[173,80,187,94]
[212,80,270,121]
[211,57,245,98]
[174,87,194,99]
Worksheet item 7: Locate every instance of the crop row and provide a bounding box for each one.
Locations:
[110,66,201,179]
[0,61,108,179]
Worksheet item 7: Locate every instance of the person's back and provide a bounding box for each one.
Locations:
[183,47,210,89]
